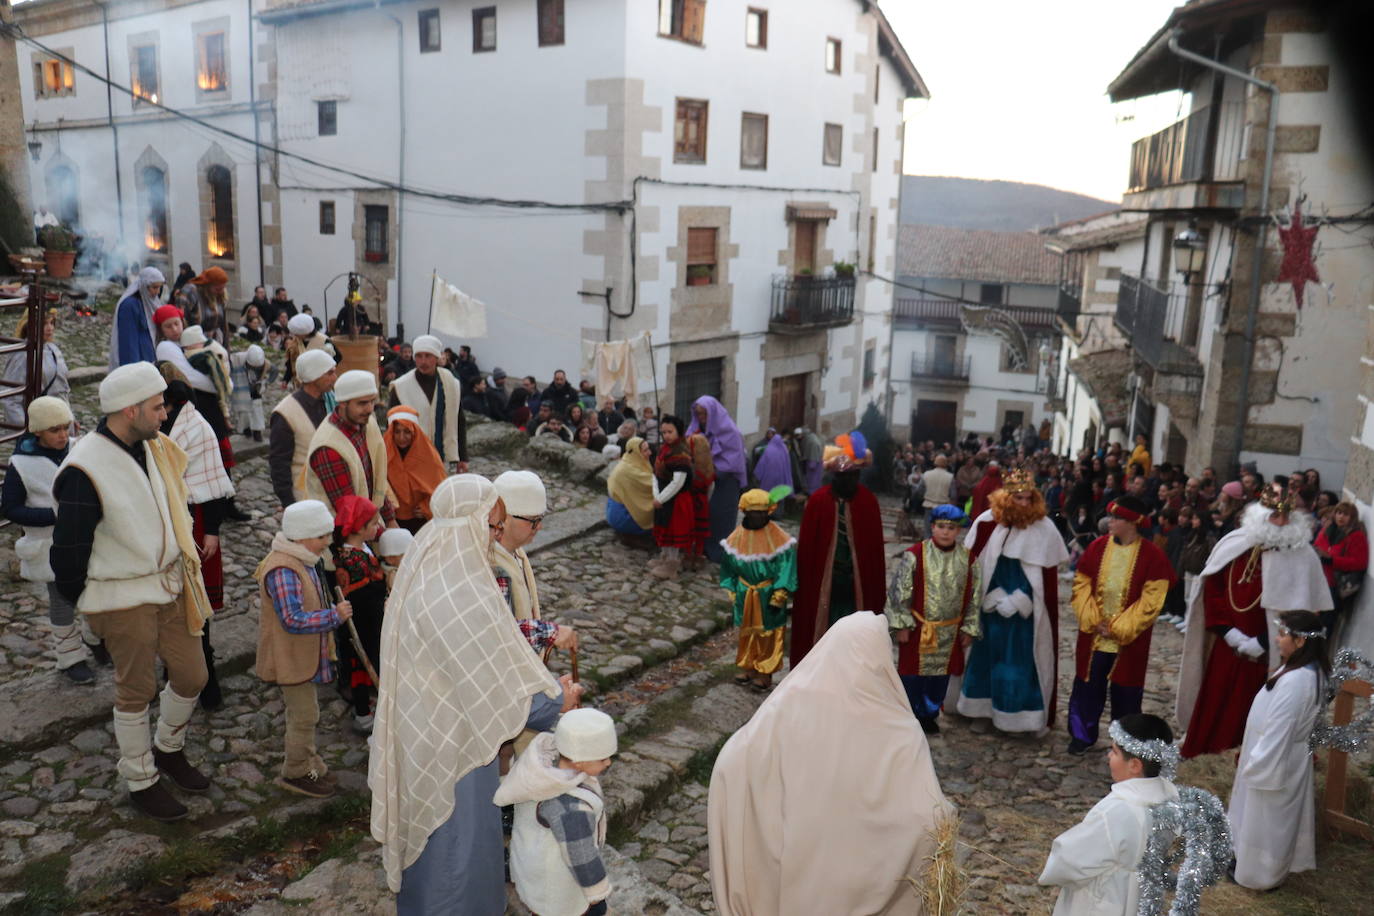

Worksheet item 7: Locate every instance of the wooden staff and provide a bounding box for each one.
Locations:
[317,560,380,685]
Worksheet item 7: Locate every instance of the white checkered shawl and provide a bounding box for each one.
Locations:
[369,475,560,892]
[168,402,234,505]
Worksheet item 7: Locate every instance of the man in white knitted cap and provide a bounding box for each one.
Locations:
[269,348,337,506]
[285,312,333,387]
[51,363,215,822]
[303,369,395,524]
[0,395,99,684]
[388,333,467,472]
[492,470,577,656]
[255,499,354,798]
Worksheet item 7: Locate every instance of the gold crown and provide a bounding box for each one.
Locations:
[1260,485,1294,514]
[1003,468,1035,494]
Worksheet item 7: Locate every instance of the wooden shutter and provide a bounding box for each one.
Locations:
[675,99,708,161]
[683,0,706,43]
[687,227,717,266]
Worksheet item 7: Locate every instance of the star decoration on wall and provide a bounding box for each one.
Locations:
[1276,199,1320,309]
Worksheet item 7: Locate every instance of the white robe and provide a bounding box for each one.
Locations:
[1228,664,1320,890]
[1039,777,1179,915]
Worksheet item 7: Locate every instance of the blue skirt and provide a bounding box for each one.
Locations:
[606,498,650,536]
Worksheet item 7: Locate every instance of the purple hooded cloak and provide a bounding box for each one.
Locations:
[686,395,748,489]
[753,434,793,492]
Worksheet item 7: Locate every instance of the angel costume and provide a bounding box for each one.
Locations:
[369,475,563,915]
[1229,663,1321,890]
[1176,501,1331,758]
[708,612,953,915]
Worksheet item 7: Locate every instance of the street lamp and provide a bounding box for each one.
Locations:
[1172,225,1207,282]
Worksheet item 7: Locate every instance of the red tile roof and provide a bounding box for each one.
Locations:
[897,224,1063,286]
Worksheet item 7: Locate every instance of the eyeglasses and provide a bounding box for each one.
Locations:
[513,515,544,526]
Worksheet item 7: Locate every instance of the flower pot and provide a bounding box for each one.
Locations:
[686,274,710,287]
[43,249,75,279]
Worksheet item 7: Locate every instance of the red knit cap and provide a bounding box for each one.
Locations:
[152,305,182,327]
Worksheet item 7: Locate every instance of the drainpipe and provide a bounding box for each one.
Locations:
[96,0,125,246]
[379,4,405,337]
[1165,30,1278,475]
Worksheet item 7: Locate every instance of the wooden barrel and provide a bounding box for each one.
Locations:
[332,334,380,381]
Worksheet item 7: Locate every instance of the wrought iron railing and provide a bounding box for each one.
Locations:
[1115,273,1172,369]
[769,275,855,328]
[893,298,1058,329]
[911,354,972,382]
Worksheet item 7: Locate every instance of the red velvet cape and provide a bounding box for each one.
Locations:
[789,484,886,668]
[895,542,977,677]
[968,516,1062,726]
[1073,534,1175,688]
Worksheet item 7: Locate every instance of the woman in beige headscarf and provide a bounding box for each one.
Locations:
[369,474,580,914]
[708,611,953,915]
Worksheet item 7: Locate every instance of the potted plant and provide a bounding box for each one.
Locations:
[832,260,856,279]
[686,264,713,287]
[40,225,76,279]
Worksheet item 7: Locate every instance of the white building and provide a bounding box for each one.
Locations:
[261,0,926,437]
[1043,210,1147,457]
[13,0,269,298]
[888,224,1062,446]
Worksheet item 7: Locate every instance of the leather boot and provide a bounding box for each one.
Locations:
[154,683,208,792]
[153,747,210,793]
[129,780,188,822]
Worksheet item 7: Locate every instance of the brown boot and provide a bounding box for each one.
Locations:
[153,748,211,793]
[276,769,336,799]
[129,780,188,822]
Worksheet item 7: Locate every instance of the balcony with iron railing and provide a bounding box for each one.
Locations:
[1114,273,1204,380]
[769,274,855,332]
[1126,102,1246,208]
[893,298,1059,330]
[911,353,972,383]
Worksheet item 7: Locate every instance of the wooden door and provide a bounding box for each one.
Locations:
[770,373,808,432]
[914,400,956,446]
[794,220,817,275]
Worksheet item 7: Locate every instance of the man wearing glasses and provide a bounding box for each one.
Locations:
[491,470,578,657]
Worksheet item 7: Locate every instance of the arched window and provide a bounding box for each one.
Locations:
[49,165,79,226]
[142,167,168,253]
[206,165,234,260]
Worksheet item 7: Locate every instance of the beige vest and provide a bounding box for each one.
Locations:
[303,414,391,512]
[61,432,185,613]
[392,368,460,464]
[491,541,541,621]
[10,452,59,583]
[256,552,334,686]
[272,393,322,502]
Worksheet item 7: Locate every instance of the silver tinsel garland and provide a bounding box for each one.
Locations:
[1135,787,1232,916]
[1309,648,1374,754]
[1108,720,1181,781]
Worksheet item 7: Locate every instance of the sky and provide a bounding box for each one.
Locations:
[883,0,1188,203]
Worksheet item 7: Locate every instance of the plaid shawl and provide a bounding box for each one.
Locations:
[369,474,560,891]
[169,402,234,505]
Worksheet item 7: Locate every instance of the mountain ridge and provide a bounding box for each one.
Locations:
[900,176,1118,232]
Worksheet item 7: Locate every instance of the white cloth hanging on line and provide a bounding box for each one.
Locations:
[580,332,654,402]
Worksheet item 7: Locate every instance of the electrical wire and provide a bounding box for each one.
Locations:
[3,22,629,215]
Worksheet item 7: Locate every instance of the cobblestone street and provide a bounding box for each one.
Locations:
[0,309,1371,914]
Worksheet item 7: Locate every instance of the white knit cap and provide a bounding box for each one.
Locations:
[554,708,618,762]
[27,395,73,432]
[412,335,443,357]
[180,325,208,348]
[334,369,378,402]
[245,344,266,368]
[494,470,546,517]
[378,527,415,558]
[601,444,621,460]
[296,349,335,384]
[282,499,336,540]
[288,313,316,336]
[99,362,167,413]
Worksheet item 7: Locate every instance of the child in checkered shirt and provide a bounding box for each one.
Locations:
[495,708,617,916]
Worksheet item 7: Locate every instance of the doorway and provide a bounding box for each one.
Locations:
[769,373,808,432]
[793,220,818,274]
[913,400,957,446]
